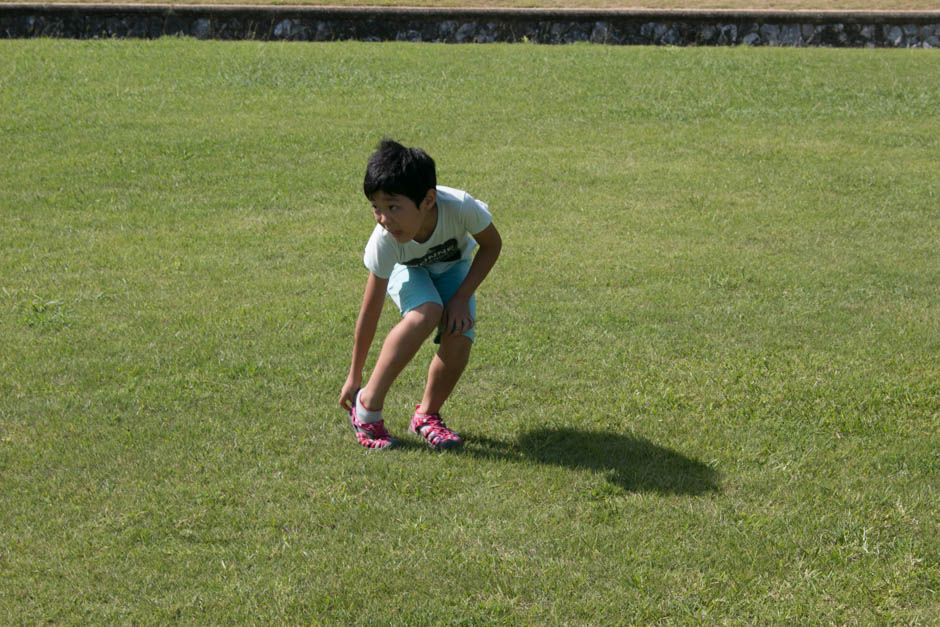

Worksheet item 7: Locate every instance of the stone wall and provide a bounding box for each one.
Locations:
[2,4,938,47]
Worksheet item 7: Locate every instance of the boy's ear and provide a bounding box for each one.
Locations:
[420,188,437,211]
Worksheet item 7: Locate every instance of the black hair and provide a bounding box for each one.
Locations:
[363,138,437,207]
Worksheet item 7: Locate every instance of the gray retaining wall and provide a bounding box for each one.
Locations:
[1,4,938,47]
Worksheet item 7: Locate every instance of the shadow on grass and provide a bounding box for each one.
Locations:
[462,427,720,496]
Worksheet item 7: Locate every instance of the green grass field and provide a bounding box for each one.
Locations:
[1,39,938,623]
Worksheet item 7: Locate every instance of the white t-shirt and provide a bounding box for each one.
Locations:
[363,185,492,279]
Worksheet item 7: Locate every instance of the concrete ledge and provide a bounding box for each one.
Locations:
[2,3,938,46]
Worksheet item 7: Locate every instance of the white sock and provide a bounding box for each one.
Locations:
[355,390,383,424]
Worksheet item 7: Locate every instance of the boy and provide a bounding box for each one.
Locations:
[338,139,502,450]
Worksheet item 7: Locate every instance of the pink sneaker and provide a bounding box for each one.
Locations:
[349,403,397,450]
[410,409,463,450]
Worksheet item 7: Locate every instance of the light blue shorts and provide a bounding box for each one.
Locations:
[387,260,475,343]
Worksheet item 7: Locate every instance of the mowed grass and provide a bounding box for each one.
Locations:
[1,39,937,623]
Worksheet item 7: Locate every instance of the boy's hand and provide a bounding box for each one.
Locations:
[442,296,474,337]
[440,222,499,338]
[339,375,361,412]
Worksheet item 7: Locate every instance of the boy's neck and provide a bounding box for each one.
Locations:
[413,202,438,244]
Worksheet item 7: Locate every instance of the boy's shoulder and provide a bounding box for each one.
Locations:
[436,185,469,204]
[436,185,488,212]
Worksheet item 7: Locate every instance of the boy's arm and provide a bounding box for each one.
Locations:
[443,223,502,337]
[339,271,388,410]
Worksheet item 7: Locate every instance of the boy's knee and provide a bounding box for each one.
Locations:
[440,332,472,353]
[439,334,473,361]
[404,302,443,335]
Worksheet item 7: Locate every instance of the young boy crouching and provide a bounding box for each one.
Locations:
[338,139,502,450]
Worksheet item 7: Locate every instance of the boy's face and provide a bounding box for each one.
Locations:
[369,189,437,244]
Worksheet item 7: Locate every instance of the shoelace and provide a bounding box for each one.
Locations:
[363,421,391,439]
[353,415,390,438]
[419,416,457,442]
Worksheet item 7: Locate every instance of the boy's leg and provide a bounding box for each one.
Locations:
[410,333,470,450]
[409,261,475,450]
[358,301,442,412]
[418,333,472,416]
[419,260,476,415]
[358,264,443,414]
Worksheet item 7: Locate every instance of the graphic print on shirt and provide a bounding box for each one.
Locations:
[404,238,461,267]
